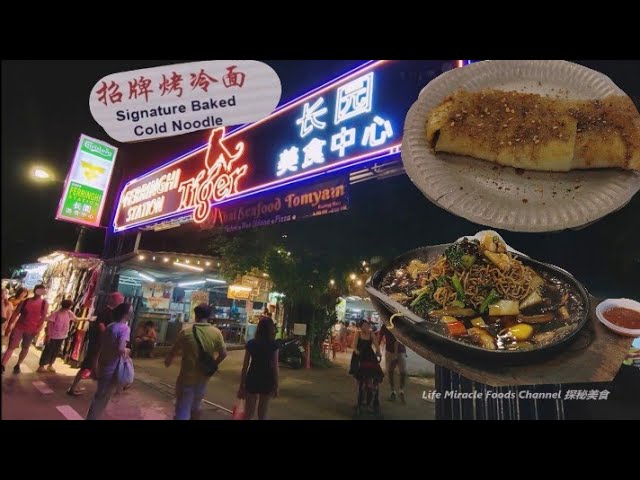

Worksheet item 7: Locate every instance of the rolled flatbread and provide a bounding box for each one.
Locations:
[426,90,640,171]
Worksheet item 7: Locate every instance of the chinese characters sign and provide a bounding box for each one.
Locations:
[272,69,395,179]
[56,135,118,227]
[90,60,281,143]
[114,61,449,232]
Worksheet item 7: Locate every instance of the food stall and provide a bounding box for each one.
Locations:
[101,250,229,346]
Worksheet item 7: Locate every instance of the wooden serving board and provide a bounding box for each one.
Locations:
[371,296,633,387]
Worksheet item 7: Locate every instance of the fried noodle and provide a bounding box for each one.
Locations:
[422,253,538,309]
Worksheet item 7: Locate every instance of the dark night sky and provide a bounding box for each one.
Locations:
[2,60,640,298]
[0,60,363,275]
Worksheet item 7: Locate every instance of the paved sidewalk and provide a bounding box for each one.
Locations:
[2,340,435,420]
[1,342,226,421]
[134,349,436,420]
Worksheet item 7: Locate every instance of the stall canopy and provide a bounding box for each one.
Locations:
[107,250,227,287]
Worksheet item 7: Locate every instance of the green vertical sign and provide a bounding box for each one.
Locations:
[56,134,118,227]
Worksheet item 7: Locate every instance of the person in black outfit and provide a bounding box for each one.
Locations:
[349,319,384,415]
[237,317,279,420]
[67,292,124,396]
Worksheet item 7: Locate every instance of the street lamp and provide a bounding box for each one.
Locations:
[30,166,55,182]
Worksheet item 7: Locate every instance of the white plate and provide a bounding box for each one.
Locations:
[402,60,640,232]
[595,298,640,337]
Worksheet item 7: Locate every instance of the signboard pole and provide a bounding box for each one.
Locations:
[74,226,87,253]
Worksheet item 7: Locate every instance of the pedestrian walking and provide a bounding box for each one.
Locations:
[237,317,279,420]
[37,299,83,373]
[68,292,124,395]
[165,303,227,420]
[86,302,133,420]
[378,323,408,403]
[1,284,48,375]
[349,319,383,415]
[2,287,29,337]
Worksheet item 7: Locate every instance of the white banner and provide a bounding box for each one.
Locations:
[90,60,281,143]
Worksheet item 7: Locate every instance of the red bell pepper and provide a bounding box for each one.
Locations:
[446,320,467,337]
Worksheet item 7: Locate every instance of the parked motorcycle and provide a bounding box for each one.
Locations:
[276,337,305,369]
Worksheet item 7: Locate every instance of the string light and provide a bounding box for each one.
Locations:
[163,257,169,263]
[174,262,203,272]
[350,273,356,280]
[138,255,145,260]
[356,280,363,287]
[206,261,211,266]
[330,279,335,286]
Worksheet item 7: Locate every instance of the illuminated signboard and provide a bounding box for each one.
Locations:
[57,134,118,228]
[114,60,456,232]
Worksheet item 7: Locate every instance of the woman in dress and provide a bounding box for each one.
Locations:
[349,319,384,415]
[237,317,279,420]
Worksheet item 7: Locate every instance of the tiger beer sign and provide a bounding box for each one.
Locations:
[113,127,248,231]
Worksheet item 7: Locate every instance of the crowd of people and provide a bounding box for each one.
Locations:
[2,283,409,421]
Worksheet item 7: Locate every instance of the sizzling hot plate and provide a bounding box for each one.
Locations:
[365,244,591,365]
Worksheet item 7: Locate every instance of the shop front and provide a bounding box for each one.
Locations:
[101,250,280,347]
[36,251,103,367]
[103,60,439,346]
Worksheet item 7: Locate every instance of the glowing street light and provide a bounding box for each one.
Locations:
[356,280,363,287]
[330,279,335,286]
[349,273,357,281]
[31,167,53,181]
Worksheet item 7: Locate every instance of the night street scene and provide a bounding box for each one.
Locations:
[2,59,639,421]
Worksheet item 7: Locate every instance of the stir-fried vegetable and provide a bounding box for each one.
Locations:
[483,251,511,271]
[460,254,476,268]
[520,291,543,310]
[479,289,501,314]
[506,341,534,351]
[444,243,465,269]
[517,313,554,324]
[429,307,476,317]
[440,315,459,324]
[470,317,487,327]
[558,306,570,320]
[468,327,496,350]
[449,275,467,305]
[410,293,438,317]
[489,300,520,316]
[501,323,533,341]
[446,321,467,337]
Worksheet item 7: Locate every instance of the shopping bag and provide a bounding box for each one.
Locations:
[115,355,135,387]
[232,399,245,420]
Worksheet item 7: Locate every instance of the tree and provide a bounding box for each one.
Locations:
[206,223,360,365]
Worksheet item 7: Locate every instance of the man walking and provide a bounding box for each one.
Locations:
[165,303,227,420]
[2,284,48,374]
[378,323,408,403]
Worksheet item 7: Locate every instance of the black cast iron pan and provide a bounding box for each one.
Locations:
[365,243,591,365]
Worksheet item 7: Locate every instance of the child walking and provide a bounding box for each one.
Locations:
[37,299,81,373]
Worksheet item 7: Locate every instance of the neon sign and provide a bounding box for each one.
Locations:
[113,128,248,230]
[114,60,465,232]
